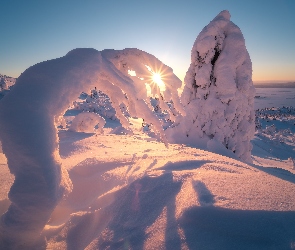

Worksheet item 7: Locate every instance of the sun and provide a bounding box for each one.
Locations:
[152,72,165,91]
[144,65,166,92]
[152,73,162,85]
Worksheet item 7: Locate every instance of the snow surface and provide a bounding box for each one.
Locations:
[255,88,295,109]
[1,113,295,249]
[46,129,295,250]
[252,89,295,173]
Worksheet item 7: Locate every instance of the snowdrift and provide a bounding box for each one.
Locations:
[1,131,295,249]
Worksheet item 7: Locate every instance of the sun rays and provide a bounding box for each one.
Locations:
[145,65,166,92]
[152,72,165,90]
[127,63,170,95]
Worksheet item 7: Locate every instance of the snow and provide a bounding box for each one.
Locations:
[0,78,7,91]
[255,88,295,109]
[0,48,183,248]
[69,112,105,134]
[0,74,15,91]
[2,125,295,249]
[169,10,255,163]
[0,10,295,250]
[0,74,16,101]
[252,89,295,173]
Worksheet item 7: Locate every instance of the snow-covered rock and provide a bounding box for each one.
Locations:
[167,10,255,162]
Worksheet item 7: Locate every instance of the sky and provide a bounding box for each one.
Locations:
[0,0,294,83]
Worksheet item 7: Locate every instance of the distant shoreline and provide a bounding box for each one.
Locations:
[254,82,295,88]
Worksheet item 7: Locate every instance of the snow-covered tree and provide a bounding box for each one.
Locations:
[0,77,7,91]
[167,10,255,162]
[0,48,183,248]
[69,111,106,133]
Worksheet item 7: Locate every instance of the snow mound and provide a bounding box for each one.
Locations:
[167,10,255,163]
[69,112,105,134]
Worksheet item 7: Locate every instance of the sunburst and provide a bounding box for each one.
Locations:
[152,73,165,90]
[145,65,167,92]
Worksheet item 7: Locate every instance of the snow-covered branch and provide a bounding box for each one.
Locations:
[0,48,182,248]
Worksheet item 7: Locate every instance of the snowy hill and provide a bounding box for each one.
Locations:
[49,130,295,250]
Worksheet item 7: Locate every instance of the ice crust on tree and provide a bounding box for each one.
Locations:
[0,48,183,248]
[167,10,255,162]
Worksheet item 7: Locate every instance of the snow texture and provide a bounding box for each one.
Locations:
[69,112,106,134]
[0,48,182,248]
[0,74,15,91]
[1,111,295,249]
[73,90,118,120]
[0,10,285,250]
[167,10,255,162]
[0,78,7,91]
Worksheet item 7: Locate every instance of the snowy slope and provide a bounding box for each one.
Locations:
[46,129,295,250]
[1,86,293,249]
[1,118,295,249]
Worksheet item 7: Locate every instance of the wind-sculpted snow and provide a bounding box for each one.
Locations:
[167,10,255,162]
[0,48,183,248]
